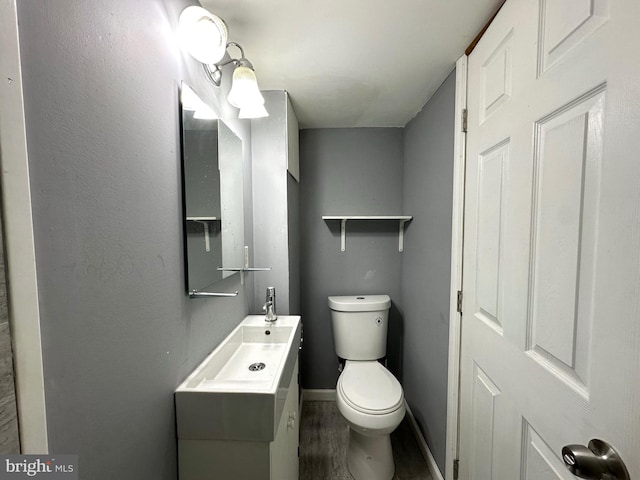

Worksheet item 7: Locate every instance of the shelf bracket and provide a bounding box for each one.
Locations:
[398,218,409,252]
[340,218,347,252]
[193,220,211,252]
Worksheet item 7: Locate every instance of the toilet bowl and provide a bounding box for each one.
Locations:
[328,295,406,480]
[336,360,405,480]
[337,361,405,434]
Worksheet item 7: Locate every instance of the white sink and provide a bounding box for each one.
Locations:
[175,315,301,442]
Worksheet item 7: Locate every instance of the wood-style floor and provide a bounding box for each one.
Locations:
[299,401,433,480]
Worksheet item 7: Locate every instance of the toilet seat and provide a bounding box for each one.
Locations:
[338,361,404,415]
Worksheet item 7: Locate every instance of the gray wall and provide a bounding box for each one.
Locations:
[16,1,253,478]
[299,128,404,388]
[402,70,456,474]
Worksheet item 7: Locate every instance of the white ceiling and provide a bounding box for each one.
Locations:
[201,0,503,128]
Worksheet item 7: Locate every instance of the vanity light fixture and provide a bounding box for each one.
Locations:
[204,42,268,119]
[178,7,268,119]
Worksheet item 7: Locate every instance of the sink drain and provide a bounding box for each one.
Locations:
[248,362,266,372]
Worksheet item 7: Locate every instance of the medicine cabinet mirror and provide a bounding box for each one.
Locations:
[180,82,245,294]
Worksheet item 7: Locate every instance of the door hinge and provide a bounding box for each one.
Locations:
[457,290,463,314]
[454,458,460,480]
[461,108,468,133]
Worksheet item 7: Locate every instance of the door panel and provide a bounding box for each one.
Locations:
[538,0,610,75]
[480,31,513,123]
[459,0,640,479]
[522,421,574,480]
[475,140,509,333]
[528,87,605,397]
[469,364,501,480]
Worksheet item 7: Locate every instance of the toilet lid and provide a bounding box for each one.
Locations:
[339,362,404,415]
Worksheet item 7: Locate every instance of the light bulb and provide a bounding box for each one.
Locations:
[177,6,228,65]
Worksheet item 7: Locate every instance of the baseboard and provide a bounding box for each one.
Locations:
[404,403,445,480]
[301,388,336,402]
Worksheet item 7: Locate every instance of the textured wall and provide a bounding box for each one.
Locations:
[401,70,456,474]
[299,128,405,389]
[16,1,252,478]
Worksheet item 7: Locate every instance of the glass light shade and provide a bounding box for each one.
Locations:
[239,103,269,119]
[177,6,228,64]
[227,66,266,109]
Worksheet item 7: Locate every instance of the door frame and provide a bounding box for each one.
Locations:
[444,54,468,480]
[0,0,49,453]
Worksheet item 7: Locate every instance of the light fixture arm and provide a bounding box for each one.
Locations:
[224,42,255,70]
[203,41,255,86]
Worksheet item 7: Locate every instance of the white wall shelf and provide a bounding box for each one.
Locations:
[217,267,271,272]
[322,215,413,252]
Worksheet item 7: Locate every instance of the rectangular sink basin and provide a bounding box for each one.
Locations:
[175,315,301,442]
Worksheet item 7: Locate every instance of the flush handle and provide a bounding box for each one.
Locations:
[561,439,630,480]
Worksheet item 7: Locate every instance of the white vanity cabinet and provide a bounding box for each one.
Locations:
[177,361,300,480]
[176,316,301,480]
[268,359,299,480]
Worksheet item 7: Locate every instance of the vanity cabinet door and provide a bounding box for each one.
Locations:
[270,359,299,480]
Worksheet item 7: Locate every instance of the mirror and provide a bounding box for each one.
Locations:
[180,83,245,293]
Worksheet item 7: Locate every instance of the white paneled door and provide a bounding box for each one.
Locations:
[459,0,640,479]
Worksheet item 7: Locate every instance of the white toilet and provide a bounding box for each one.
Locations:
[328,294,406,480]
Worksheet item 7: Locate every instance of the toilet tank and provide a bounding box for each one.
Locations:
[328,295,391,360]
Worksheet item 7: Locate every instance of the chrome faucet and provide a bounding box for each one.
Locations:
[263,287,277,322]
